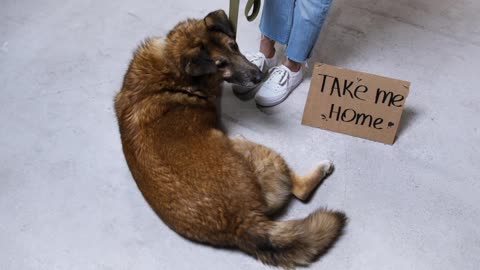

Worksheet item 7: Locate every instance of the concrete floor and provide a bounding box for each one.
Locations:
[1,0,479,269]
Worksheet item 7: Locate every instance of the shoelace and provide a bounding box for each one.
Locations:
[268,66,289,88]
[247,53,265,68]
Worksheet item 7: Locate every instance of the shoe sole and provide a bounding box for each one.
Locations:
[255,80,302,107]
[255,91,292,107]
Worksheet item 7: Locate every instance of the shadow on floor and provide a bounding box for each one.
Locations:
[395,106,420,141]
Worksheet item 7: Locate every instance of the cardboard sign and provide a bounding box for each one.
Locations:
[302,63,410,144]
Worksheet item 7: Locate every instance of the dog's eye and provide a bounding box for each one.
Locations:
[215,59,228,68]
[229,42,239,51]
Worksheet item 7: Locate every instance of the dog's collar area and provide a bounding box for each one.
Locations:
[161,88,212,101]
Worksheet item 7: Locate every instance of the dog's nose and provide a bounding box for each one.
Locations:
[252,71,263,84]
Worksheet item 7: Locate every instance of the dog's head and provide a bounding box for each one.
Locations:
[176,10,263,88]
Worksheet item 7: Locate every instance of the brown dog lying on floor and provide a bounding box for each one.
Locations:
[114,9,346,268]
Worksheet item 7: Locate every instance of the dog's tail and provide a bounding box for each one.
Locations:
[240,209,347,268]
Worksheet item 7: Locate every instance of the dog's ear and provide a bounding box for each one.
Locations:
[204,9,235,39]
[183,46,217,77]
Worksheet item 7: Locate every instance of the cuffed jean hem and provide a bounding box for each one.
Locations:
[259,0,333,63]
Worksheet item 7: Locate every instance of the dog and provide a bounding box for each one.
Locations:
[114,10,346,268]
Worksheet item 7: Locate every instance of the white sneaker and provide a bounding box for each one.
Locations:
[255,65,304,107]
[232,52,276,94]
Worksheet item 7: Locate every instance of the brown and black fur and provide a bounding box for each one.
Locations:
[115,10,347,268]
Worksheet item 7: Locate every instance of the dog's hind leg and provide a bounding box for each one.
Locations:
[231,138,291,214]
[291,160,334,200]
[231,138,334,212]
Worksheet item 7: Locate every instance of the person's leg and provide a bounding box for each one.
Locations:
[259,0,296,56]
[285,0,333,67]
[259,36,276,59]
[255,0,333,106]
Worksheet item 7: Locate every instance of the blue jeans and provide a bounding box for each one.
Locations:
[260,0,333,62]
